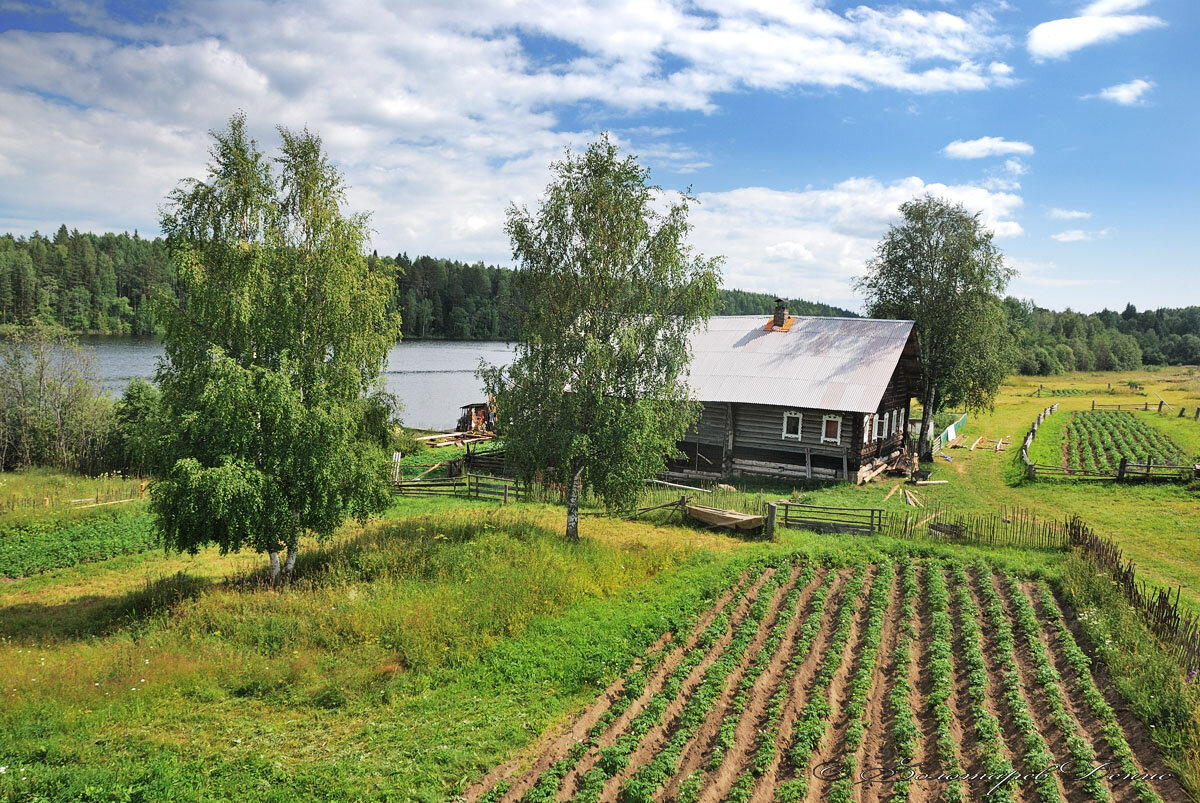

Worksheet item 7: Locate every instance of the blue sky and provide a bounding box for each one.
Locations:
[0,0,1194,312]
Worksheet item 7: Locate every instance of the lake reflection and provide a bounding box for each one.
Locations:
[78,337,514,431]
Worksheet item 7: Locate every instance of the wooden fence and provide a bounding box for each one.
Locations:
[1021,403,1198,481]
[1066,516,1200,670]
[393,473,523,502]
[4,485,145,513]
[775,502,886,535]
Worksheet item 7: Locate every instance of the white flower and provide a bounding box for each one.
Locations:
[0,767,6,773]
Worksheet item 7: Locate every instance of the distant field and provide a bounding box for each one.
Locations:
[1064,410,1190,472]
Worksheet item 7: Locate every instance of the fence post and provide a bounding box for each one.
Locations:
[1117,457,1127,481]
[1158,400,1164,414]
[1195,408,1199,421]
[765,502,777,539]
[1180,407,1186,418]
[1092,399,1095,411]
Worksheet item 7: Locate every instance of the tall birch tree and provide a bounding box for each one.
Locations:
[857,195,1015,459]
[481,136,720,540]
[153,114,400,582]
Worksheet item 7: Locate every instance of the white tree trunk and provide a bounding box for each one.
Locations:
[268,551,281,585]
[565,467,583,540]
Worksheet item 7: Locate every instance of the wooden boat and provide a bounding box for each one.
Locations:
[685,503,764,532]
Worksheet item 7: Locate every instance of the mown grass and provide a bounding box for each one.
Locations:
[0,502,766,801]
[0,468,146,522]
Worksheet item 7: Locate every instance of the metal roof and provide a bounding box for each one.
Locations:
[685,315,915,414]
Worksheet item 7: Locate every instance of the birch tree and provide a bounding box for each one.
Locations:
[153,114,400,582]
[481,136,720,540]
[857,195,1015,459]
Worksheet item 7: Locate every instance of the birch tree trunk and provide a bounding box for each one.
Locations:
[565,466,583,541]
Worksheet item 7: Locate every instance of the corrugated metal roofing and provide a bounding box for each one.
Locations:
[685,315,915,414]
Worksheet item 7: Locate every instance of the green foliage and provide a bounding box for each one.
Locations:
[0,321,113,472]
[482,135,720,537]
[0,511,157,577]
[108,378,164,475]
[858,195,1016,457]
[0,226,173,333]
[152,113,401,573]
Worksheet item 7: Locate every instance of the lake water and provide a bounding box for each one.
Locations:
[78,337,515,431]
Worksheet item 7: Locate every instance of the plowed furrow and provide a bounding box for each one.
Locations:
[747,568,855,803]
[599,563,797,802]
[662,566,826,801]
[560,566,776,801]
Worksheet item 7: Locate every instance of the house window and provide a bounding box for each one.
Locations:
[782,411,802,441]
[822,414,841,445]
[874,414,884,440]
[882,412,890,439]
[898,408,906,436]
[863,415,870,444]
[892,409,900,436]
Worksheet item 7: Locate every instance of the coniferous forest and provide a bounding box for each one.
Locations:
[1,228,1199,374]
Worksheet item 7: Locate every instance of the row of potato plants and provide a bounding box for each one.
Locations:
[616,557,797,802]
[885,558,920,803]
[949,562,1018,803]
[710,566,835,796]
[477,562,754,803]
[774,563,871,802]
[1034,582,1164,803]
[719,560,841,801]
[826,560,897,803]
[516,564,748,801]
[1000,570,1113,801]
[925,560,966,803]
[570,563,770,802]
[971,562,1061,803]
[707,564,820,776]
[1065,411,1186,473]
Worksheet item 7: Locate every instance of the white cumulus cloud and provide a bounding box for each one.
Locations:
[1090,78,1155,105]
[943,137,1035,159]
[1048,208,1092,220]
[1028,1,1164,61]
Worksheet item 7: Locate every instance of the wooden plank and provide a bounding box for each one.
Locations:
[970,435,985,451]
[914,480,949,485]
[882,480,903,502]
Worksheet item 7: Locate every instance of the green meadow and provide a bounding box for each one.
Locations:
[0,368,1198,800]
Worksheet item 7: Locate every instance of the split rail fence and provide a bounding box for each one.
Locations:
[393,473,524,503]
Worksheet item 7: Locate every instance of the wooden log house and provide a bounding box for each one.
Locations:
[667,302,921,483]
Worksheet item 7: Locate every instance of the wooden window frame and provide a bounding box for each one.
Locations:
[873,414,883,440]
[821,414,842,445]
[881,412,890,439]
[781,410,803,441]
[863,414,870,444]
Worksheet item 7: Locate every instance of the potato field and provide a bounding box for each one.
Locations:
[469,556,1182,803]
[1062,411,1188,473]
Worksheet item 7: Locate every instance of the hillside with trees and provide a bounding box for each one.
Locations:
[2,228,1199,374]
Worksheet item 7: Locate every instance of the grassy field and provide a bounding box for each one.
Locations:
[1,367,1199,800]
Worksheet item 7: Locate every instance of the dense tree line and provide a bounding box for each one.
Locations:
[0,227,174,334]
[4,229,1198,377]
[1004,298,1200,375]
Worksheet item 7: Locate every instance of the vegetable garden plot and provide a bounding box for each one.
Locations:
[1061,411,1189,473]
[466,558,1186,803]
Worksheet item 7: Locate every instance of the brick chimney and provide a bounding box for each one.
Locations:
[773,298,787,329]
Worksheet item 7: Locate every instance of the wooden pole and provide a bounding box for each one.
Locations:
[765,502,777,539]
